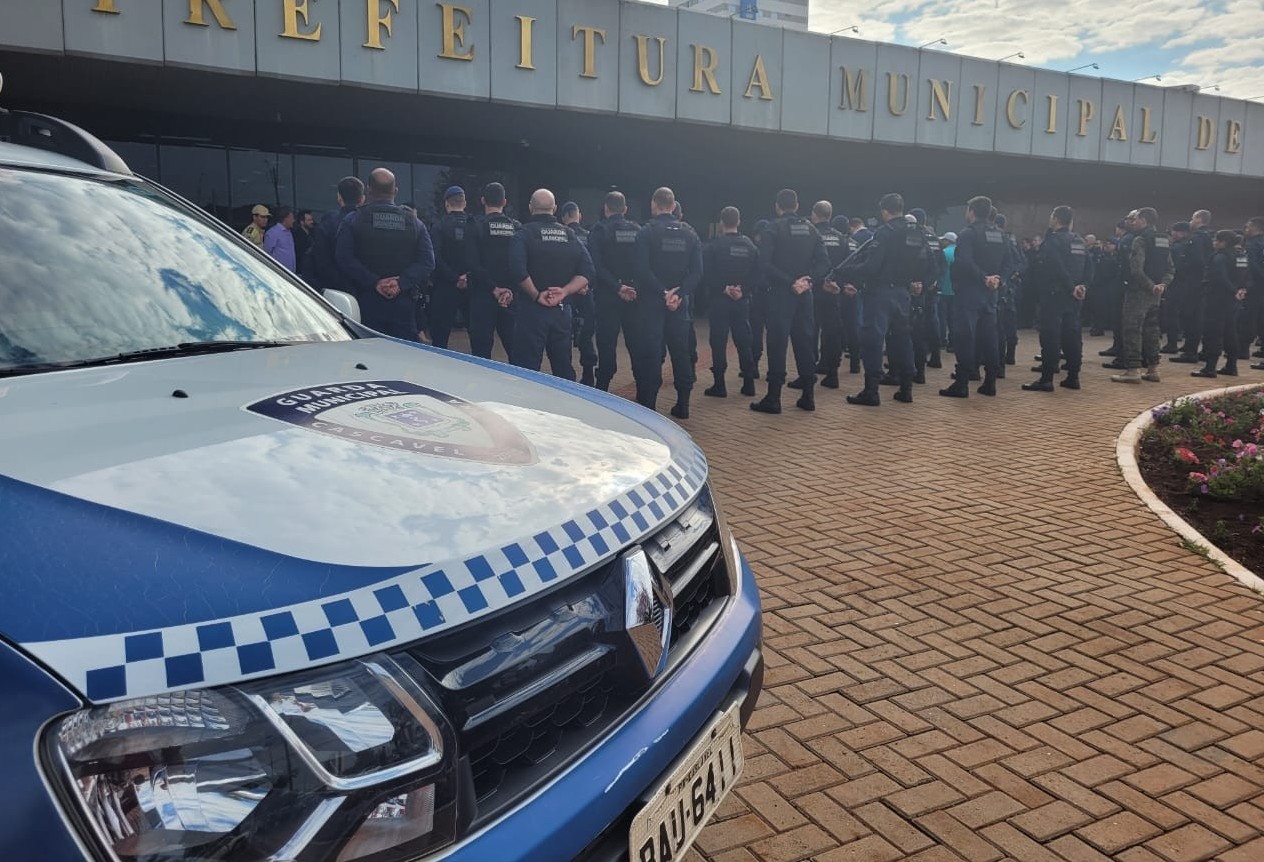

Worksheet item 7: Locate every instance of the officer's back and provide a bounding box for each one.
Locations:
[707,231,760,292]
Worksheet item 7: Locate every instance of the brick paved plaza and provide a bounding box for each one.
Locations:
[451,325,1264,862]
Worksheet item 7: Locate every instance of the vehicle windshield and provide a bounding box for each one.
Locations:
[0,167,351,373]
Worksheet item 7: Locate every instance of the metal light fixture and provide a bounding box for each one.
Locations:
[997,52,1025,62]
[1132,74,1162,83]
[1067,62,1099,73]
[919,37,948,49]
[829,25,860,35]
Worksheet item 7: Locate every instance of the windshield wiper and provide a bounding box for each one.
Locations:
[0,341,292,377]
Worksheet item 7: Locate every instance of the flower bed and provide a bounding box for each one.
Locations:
[1138,387,1264,573]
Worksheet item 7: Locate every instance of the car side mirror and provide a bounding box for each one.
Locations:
[323,289,361,323]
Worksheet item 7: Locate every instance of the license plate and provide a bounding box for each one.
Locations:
[628,706,744,862]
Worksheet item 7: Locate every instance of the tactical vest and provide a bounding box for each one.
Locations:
[351,201,420,280]
[769,216,819,281]
[522,216,582,291]
[596,216,640,285]
[569,224,589,249]
[1235,250,1250,289]
[977,224,1008,276]
[714,234,759,290]
[644,219,697,291]
[436,211,474,276]
[1068,233,1088,285]
[817,226,850,269]
[892,220,929,287]
[480,213,520,289]
[1141,230,1171,283]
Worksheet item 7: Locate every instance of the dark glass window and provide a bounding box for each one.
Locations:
[105,140,158,180]
[160,144,230,222]
[293,154,355,214]
[229,150,293,227]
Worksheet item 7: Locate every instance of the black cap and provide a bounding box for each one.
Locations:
[1172,221,1191,232]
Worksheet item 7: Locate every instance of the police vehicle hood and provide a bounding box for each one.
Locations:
[0,339,707,701]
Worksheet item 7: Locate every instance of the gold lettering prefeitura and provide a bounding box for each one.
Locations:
[1107,105,1127,141]
[1076,99,1095,137]
[1226,120,1242,154]
[745,55,773,100]
[92,0,119,13]
[1045,95,1058,134]
[186,0,236,29]
[634,35,666,87]
[1005,89,1028,129]
[972,85,986,126]
[1139,106,1159,144]
[839,67,869,112]
[363,0,397,50]
[438,3,473,61]
[927,79,952,121]
[1196,115,1214,150]
[691,44,721,95]
[281,0,321,40]
[887,72,909,116]
[516,15,535,70]
[573,25,606,79]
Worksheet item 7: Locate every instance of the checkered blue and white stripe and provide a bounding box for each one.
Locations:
[26,448,708,703]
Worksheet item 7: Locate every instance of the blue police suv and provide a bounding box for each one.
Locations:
[0,109,763,862]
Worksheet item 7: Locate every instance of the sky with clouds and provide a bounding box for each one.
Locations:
[655,0,1264,100]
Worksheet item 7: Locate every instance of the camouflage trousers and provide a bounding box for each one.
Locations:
[1121,287,1161,370]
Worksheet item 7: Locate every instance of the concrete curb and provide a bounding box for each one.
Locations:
[1117,382,1264,594]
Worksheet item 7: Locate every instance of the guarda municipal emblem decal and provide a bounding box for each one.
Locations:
[246,380,537,466]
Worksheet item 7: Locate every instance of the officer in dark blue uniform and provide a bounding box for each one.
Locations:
[835,194,930,406]
[467,182,519,360]
[429,186,475,349]
[749,219,772,377]
[588,192,641,391]
[752,189,830,414]
[994,213,1025,374]
[1192,230,1248,379]
[308,176,364,294]
[1247,217,1264,370]
[807,201,854,390]
[560,201,599,386]
[909,207,946,380]
[941,195,1006,398]
[1161,222,1193,354]
[832,214,863,375]
[1172,211,1213,363]
[1023,206,1093,392]
[507,189,595,378]
[703,206,760,399]
[335,168,435,341]
[634,187,703,418]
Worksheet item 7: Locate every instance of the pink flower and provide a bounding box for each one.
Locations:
[1174,447,1200,465]
[1189,472,1208,483]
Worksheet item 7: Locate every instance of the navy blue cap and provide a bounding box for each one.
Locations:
[994,213,1008,228]
[1172,221,1192,232]
[444,185,465,200]
[831,215,849,232]
[909,207,927,225]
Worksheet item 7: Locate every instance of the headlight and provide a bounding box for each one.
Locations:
[44,655,459,862]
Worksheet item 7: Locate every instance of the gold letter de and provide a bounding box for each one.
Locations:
[572,25,606,79]
[839,67,869,112]
[186,0,236,28]
[927,79,952,121]
[438,3,473,61]
[634,35,666,86]
[1005,89,1029,129]
[972,85,986,126]
[516,15,535,70]
[1226,120,1242,154]
[363,0,397,49]
[1138,107,1158,144]
[887,72,909,116]
[691,44,721,94]
[282,0,321,40]
[1196,115,1214,150]
[1076,99,1095,137]
[745,55,773,100]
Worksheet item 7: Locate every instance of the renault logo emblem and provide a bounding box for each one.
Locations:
[623,547,673,679]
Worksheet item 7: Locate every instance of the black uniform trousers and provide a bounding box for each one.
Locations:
[628,298,695,408]
[359,289,419,342]
[428,281,461,349]
[567,291,598,371]
[764,288,817,387]
[595,289,634,389]
[1238,290,1263,358]
[750,291,767,366]
[1179,282,1204,354]
[910,294,929,375]
[708,295,755,379]
[997,291,1019,360]
[815,289,845,373]
[1160,282,1183,345]
[510,301,575,379]
[952,287,1000,377]
[469,290,515,359]
[841,293,861,371]
[1039,294,1083,378]
[1201,291,1239,369]
[862,287,913,382]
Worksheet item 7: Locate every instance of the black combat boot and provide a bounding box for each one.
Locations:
[1060,375,1081,390]
[878,372,899,386]
[596,376,612,392]
[1160,340,1180,355]
[996,362,1007,380]
[846,377,881,406]
[740,375,757,397]
[1099,345,1119,357]
[978,370,998,397]
[894,381,913,403]
[821,371,840,389]
[950,370,982,382]
[704,372,727,398]
[636,387,658,412]
[848,356,861,374]
[581,366,596,387]
[750,383,782,414]
[927,349,943,369]
[939,378,969,398]
[1191,365,1217,379]
[1218,363,1239,377]
[670,388,691,419]
[1022,375,1055,392]
[1005,347,1016,366]
[796,381,816,412]
[1102,358,1127,369]
[787,377,807,390]
[913,369,926,385]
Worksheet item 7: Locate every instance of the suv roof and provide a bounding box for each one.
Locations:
[0,110,131,176]
[0,140,123,176]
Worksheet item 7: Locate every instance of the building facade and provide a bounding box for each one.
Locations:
[670,0,810,32]
[0,0,1260,238]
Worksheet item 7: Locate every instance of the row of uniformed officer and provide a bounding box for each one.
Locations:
[1022,206,1094,392]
